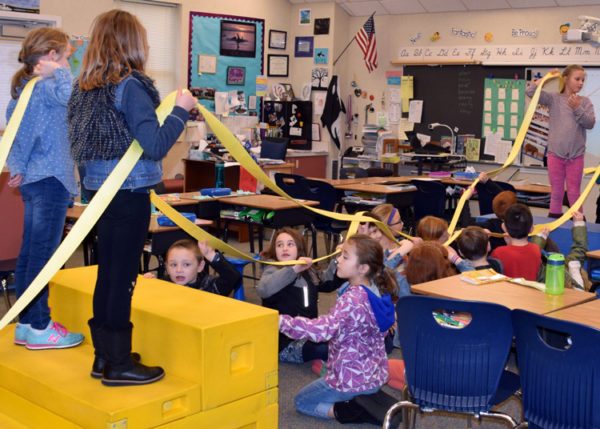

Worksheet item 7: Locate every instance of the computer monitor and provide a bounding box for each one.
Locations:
[260,137,289,160]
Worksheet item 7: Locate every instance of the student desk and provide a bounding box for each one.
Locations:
[547,299,600,329]
[411,274,595,315]
[399,152,466,175]
[65,204,212,270]
[218,194,319,253]
[333,181,416,209]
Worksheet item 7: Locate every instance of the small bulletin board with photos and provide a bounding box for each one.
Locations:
[188,12,264,114]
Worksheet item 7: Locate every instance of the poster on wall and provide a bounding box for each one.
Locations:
[220,20,256,58]
[1,0,39,12]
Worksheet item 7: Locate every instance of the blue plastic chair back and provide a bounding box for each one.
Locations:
[396,295,513,413]
[411,180,447,221]
[274,173,313,201]
[512,309,600,429]
[475,181,516,215]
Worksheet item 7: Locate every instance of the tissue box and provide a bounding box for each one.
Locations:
[453,171,479,180]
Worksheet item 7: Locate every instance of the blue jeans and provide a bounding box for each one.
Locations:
[294,377,379,419]
[16,177,70,329]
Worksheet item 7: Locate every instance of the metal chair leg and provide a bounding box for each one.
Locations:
[383,401,419,429]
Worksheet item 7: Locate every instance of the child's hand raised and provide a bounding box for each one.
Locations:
[176,88,198,112]
[478,172,489,183]
[572,211,584,222]
[34,60,61,78]
[198,240,216,262]
[293,257,313,273]
[143,272,156,279]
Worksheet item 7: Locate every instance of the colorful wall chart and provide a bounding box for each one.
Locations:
[482,78,525,141]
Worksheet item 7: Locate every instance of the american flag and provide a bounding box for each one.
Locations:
[355,15,377,72]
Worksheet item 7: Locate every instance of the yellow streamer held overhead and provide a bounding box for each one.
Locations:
[446,71,563,242]
[197,104,406,245]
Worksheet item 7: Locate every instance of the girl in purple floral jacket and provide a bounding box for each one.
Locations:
[279,234,397,419]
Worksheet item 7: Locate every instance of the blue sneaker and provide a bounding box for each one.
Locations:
[14,323,31,346]
[25,321,84,350]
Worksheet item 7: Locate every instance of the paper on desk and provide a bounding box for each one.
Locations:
[416,133,430,146]
[399,118,414,132]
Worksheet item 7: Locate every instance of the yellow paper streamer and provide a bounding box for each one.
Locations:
[0,78,39,172]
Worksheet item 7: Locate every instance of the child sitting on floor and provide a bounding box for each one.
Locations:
[280,234,396,420]
[257,227,343,363]
[416,215,450,243]
[490,204,541,281]
[144,239,241,296]
[457,226,504,273]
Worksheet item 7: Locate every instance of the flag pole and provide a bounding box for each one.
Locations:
[332,11,375,66]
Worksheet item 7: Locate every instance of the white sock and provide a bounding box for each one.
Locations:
[568,261,584,290]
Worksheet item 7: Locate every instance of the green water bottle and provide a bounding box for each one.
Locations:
[545,253,565,295]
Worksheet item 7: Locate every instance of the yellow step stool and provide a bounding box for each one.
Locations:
[0,266,278,428]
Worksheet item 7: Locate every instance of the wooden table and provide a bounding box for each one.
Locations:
[411,274,596,315]
[547,299,600,329]
[66,204,212,268]
[218,194,319,253]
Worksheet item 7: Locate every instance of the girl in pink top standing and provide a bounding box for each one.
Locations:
[279,234,397,419]
[526,65,595,217]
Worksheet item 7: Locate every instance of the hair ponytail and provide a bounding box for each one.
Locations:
[10,27,69,99]
[347,234,398,300]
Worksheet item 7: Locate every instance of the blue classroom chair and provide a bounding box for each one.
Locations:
[224,256,251,301]
[383,295,519,429]
[512,309,600,429]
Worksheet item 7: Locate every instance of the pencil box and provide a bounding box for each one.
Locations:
[157,212,196,226]
[200,187,232,197]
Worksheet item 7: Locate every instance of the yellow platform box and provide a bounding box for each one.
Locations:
[49,266,278,411]
[0,266,278,428]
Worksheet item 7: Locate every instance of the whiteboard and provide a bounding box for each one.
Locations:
[0,40,22,130]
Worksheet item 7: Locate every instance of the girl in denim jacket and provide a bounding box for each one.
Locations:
[68,9,196,387]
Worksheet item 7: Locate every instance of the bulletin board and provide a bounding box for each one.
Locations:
[188,12,264,113]
[481,78,526,141]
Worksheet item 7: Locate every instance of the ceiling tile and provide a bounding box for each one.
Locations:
[556,0,600,5]
[462,0,512,10]
[418,0,467,13]
[380,0,427,14]
[342,1,389,16]
[506,0,558,7]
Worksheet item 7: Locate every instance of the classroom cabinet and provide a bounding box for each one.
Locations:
[286,154,327,178]
[263,101,312,150]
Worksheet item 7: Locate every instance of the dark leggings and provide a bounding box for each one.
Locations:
[93,191,150,330]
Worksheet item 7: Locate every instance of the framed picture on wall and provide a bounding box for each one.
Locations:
[226,66,246,85]
[312,123,321,141]
[299,8,311,25]
[220,20,256,58]
[267,54,289,77]
[269,30,287,50]
[295,36,314,58]
[314,18,330,35]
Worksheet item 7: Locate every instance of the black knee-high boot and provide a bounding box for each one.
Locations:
[89,319,141,379]
[102,324,164,387]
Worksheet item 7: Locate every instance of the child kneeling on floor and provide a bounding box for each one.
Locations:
[279,234,397,419]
